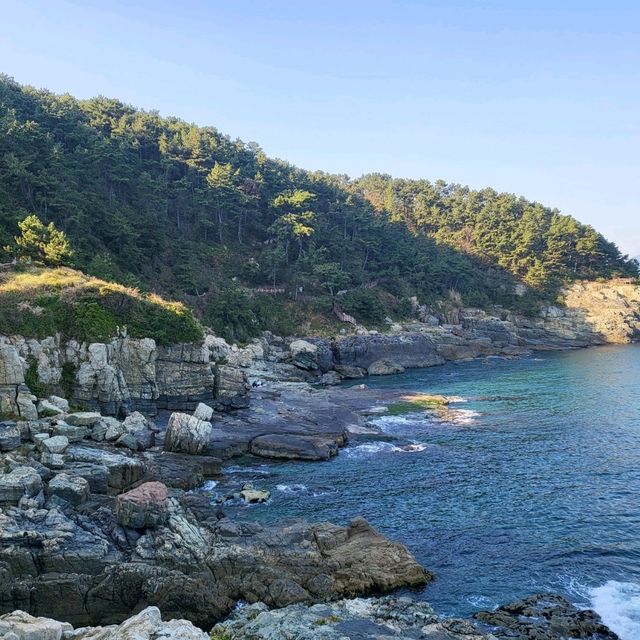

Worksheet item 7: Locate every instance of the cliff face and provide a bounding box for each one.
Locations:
[0,279,638,419]
[0,334,250,419]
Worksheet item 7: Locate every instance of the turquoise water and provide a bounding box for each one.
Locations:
[217,345,640,639]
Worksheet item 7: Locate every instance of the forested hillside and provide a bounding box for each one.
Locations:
[0,75,636,340]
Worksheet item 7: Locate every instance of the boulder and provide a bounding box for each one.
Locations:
[37,399,63,416]
[48,395,70,412]
[47,473,89,506]
[334,364,367,379]
[239,483,270,503]
[0,467,43,505]
[474,593,618,640]
[367,359,405,376]
[116,432,139,451]
[193,401,214,421]
[320,371,341,385]
[115,481,169,529]
[250,433,342,461]
[122,411,155,450]
[41,435,69,454]
[289,339,319,370]
[214,364,250,411]
[164,412,212,455]
[0,422,21,452]
[66,412,102,427]
[0,610,73,640]
[52,422,88,442]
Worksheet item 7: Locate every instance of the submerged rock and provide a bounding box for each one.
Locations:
[367,359,405,376]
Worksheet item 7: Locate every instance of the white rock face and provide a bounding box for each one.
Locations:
[164,412,212,455]
[0,606,209,640]
[193,402,214,422]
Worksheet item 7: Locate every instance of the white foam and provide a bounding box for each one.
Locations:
[370,415,416,433]
[343,441,426,458]
[200,480,218,492]
[437,408,481,426]
[276,483,308,494]
[591,580,640,640]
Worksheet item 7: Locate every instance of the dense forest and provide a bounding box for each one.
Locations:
[0,75,636,340]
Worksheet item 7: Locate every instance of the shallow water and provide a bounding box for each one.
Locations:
[214,345,640,639]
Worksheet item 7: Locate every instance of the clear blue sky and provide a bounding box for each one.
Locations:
[2,0,639,256]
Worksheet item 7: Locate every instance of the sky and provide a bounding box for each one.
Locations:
[1,0,639,256]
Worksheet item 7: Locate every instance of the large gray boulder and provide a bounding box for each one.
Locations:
[122,411,156,450]
[0,467,43,505]
[289,339,319,370]
[367,359,405,376]
[47,473,89,506]
[0,423,21,452]
[164,412,212,455]
[250,433,342,461]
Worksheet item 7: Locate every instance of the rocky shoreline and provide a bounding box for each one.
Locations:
[1,279,638,638]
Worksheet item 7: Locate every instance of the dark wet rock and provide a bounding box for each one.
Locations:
[474,593,619,640]
[320,371,341,385]
[47,472,90,506]
[164,412,212,455]
[213,364,251,411]
[250,433,344,461]
[290,339,320,370]
[122,411,156,450]
[115,481,169,529]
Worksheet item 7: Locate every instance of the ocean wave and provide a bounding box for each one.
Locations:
[343,441,426,458]
[199,480,218,492]
[276,483,308,494]
[591,580,640,640]
[370,415,418,433]
[435,408,481,426]
[223,464,272,476]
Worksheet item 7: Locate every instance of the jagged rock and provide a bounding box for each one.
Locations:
[48,395,69,412]
[250,433,343,461]
[104,421,126,441]
[92,417,120,442]
[290,339,319,370]
[213,596,486,640]
[115,481,169,529]
[474,593,618,639]
[0,609,73,640]
[47,473,89,506]
[214,364,250,411]
[65,445,145,493]
[66,412,103,426]
[143,450,221,490]
[367,359,405,376]
[122,411,155,450]
[41,435,69,454]
[0,423,21,452]
[320,371,341,385]
[52,422,88,442]
[37,399,64,416]
[0,466,43,505]
[164,412,212,455]
[193,402,214,421]
[116,432,139,451]
[40,451,65,469]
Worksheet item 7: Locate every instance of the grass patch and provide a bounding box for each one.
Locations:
[0,267,204,346]
[386,394,449,415]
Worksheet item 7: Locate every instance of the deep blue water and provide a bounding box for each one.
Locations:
[212,345,640,638]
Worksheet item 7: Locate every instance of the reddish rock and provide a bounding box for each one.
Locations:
[115,481,169,529]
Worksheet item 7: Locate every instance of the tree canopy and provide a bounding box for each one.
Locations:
[0,75,636,339]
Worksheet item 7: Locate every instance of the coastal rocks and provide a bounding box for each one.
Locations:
[115,481,169,529]
[334,364,366,379]
[212,596,487,640]
[250,433,343,461]
[239,483,271,503]
[367,359,405,376]
[0,606,209,640]
[213,364,250,410]
[474,593,619,640]
[66,412,102,427]
[334,333,445,372]
[193,401,214,421]
[0,466,43,505]
[121,411,156,450]
[164,412,212,455]
[0,345,37,420]
[41,435,69,454]
[0,422,21,452]
[0,610,73,640]
[47,473,89,506]
[290,339,320,370]
[37,398,64,416]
